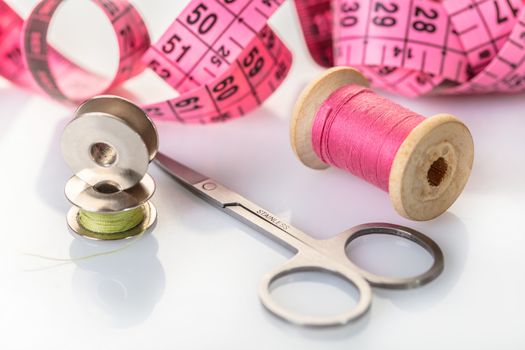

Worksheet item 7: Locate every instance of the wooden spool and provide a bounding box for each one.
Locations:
[290,67,474,221]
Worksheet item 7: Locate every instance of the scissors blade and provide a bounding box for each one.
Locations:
[154,152,248,209]
[154,152,318,250]
[154,152,208,186]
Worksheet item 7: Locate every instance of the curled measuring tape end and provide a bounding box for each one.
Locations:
[291,67,474,221]
[293,0,334,67]
[22,0,150,102]
[1,0,292,123]
[296,0,525,97]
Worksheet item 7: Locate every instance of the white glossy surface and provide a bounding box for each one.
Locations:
[1,1,524,348]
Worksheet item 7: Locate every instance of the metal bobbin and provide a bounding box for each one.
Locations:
[62,96,159,240]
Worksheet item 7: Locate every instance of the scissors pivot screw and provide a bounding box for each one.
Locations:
[202,182,217,191]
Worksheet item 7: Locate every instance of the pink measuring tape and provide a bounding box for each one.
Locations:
[0,0,292,123]
[295,0,525,96]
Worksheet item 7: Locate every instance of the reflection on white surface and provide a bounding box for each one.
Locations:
[70,234,165,328]
[0,88,29,141]
[346,233,434,278]
[36,116,70,213]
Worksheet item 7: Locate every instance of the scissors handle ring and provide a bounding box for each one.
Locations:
[258,252,372,327]
[340,223,444,289]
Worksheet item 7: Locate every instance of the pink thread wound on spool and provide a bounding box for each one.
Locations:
[292,67,474,221]
[311,85,424,192]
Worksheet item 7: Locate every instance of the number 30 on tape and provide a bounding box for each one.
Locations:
[0,0,292,124]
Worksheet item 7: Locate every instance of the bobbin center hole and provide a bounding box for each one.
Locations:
[427,157,448,187]
[93,181,122,194]
[90,142,117,167]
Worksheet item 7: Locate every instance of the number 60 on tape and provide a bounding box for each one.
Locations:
[0,0,293,124]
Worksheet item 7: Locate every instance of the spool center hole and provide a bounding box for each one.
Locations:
[90,142,117,167]
[427,157,448,187]
[93,181,121,194]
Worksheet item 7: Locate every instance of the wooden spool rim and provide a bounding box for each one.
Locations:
[291,67,370,170]
[389,113,474,220]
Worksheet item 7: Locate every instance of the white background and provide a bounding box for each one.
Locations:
[1,1,524,349]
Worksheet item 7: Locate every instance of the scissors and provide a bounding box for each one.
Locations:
[154,153,444,327]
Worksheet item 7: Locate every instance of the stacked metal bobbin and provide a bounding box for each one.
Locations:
[61,96,159,240]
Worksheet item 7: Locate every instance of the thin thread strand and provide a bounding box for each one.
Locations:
[22,230,146,270]
[312,85,425,191]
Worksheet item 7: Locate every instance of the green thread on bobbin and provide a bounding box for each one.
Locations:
[77,206,145,234]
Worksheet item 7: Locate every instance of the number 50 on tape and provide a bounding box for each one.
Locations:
[0,0,293,124]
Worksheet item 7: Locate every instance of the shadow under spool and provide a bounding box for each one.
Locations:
[291,67,474,221]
